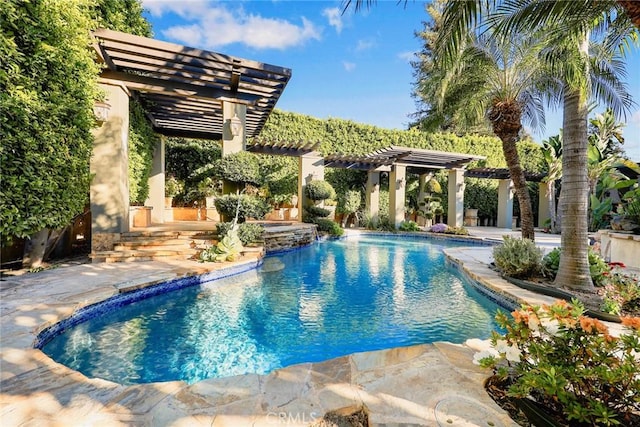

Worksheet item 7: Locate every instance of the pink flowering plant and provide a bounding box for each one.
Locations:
[475,300,640,426]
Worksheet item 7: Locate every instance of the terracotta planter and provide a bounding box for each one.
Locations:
[171,207,206,221]
[130,206,152,228]
[164,197,173,208]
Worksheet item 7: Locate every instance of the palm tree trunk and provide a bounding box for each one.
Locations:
[618,1,640,29]
[555,87,593,290]
[501,138,535,240]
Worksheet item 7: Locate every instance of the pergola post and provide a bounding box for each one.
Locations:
[298,153,325,221]
[222,101,246,157]
[389,164,407,228]
[497,179,514,228]
[146,138,165,224]
[538,182,550,228]
[447,169,465,227]
[365,171,381,226]
[90,82,130,252]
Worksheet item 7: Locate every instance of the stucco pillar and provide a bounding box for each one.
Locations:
[298,153,325,221]
[222,101,246,157]
[146,138,165,224]
[365,171,381,226]
[497,179,514,228]
[90,82,130,252]
[538,182,550,228]
[389,164,407,228]
[447,169,465,227]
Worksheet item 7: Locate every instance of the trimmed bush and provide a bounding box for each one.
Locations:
[213,151,262,186]
[493,236,543,279]
[305,206,331,218]
[399,221,420,232]
[314,218,344,237]
[305,180,336,201]
[214,195,270,223]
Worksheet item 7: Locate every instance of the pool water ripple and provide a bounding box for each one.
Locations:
[42,235,504,384]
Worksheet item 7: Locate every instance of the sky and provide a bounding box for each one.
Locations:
[142,0,640,161]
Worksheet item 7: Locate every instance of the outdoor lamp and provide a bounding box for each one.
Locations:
[93,101,111,124]
[229,114,242,136]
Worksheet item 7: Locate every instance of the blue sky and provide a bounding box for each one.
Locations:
[142,0,640,161]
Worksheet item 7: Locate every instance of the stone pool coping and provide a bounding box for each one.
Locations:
[1,232,592,426]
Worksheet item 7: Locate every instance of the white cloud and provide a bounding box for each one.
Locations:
[156,4,321,50]
[142,0,209,19]
[322,7,343,34]
[162,24,203,47]
[343,61,356,72]
[356,38,375,51]
[397,51,416,62]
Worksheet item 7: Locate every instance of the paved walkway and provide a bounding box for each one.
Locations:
[1,228,563,426]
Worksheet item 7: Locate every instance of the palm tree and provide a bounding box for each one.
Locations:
[417,30,557,241]
[541,134,562,233]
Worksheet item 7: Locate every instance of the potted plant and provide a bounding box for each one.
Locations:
[474,300,640,426]
[165,176,183,208]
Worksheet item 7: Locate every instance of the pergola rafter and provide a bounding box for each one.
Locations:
[93,28,292,140]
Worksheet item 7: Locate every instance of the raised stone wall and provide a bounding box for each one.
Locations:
[263,223,317,253]
[598,230,640,269]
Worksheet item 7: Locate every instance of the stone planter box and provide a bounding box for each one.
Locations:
[598,230,640,269]
[130,206,152,228]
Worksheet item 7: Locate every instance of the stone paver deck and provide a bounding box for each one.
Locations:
[1,227,564,426]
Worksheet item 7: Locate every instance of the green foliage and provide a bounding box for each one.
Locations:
[216,222,264,246]
[543,247,610,286]
[399,221,421,232]
[165,176,183,197]
[599,265,640,315]
[1,0,99,242]
[213,151,262,186]
[214,195,270,223]
[476,301,640,426]
[128,100,159,204]
[199,228,243,263]
[165,138,221,182]
[304,206,331,218]
[339,190,362,214]
[313,218,344,237]
[260,110,543,170]
[493,236,543,278]
[89,0,152,36]
[464,178,499,220]
[305,180,336,201]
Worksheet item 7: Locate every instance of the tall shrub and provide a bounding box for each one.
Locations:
[1,0,99,243]
[128,100,159,204]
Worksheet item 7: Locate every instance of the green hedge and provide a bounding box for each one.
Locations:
[214,195,271,223]
[128,100,159,204]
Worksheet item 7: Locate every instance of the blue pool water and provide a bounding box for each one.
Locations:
[41,234,506,384]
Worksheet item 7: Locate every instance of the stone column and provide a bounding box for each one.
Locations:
[447,169,465,227]
[389,164,407,228]
[146,138,165,224]
[365,171,381,226]
[497,179,514,228]
[298,153,325,220]
[222,101,246,157]
[538,182,550,228]
[90,82,130,252]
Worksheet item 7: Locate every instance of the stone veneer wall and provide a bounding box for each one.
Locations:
[263,224,318,253]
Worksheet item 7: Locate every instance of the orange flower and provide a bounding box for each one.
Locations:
[579,317,609,335]
[621,317,640,331]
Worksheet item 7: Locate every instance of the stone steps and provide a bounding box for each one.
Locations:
[92,229,220,263]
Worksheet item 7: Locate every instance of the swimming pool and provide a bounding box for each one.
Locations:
[40,234,506,385]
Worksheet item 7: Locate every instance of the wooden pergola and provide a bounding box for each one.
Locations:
[93,28,292,140]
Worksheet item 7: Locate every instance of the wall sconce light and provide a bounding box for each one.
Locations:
[396,178,404,190]
[457,182,466,192]
[93,101,111,125]
[229,114,242,137]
